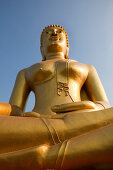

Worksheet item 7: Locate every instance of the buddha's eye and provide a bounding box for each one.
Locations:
[46,31,49,34]
[57,30,62,33]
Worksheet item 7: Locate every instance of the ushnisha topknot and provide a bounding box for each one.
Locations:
[40,25,69,61]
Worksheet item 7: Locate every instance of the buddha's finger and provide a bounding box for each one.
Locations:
[23,112,41,117]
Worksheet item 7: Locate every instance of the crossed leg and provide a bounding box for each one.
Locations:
[0,108,113,169]
[0,122,113,170]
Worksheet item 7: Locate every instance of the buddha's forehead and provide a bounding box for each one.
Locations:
[44,26,65,33]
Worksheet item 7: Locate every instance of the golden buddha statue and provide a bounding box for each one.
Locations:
[0,25,113,170]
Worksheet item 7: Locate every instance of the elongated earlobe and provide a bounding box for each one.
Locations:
[40,47,46,61]
[65,47,69,59]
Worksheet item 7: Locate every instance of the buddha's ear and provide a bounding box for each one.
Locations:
[65,47,69,59]
[40,47,46,61]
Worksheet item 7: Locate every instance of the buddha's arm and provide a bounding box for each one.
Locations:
[9,69,31,116]
[85,64,110,109]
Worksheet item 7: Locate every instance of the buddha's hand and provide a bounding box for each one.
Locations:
[51,101,100,113]
[22,112,41,118]
[22,112,57,119]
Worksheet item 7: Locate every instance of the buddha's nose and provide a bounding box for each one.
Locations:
[51,29,57,36]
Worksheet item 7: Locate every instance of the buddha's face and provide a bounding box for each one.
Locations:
[41,27,68,59]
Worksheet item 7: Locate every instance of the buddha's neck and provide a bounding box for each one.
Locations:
[46,52,65,60]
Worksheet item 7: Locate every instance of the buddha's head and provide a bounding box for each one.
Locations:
[40,25,69,61]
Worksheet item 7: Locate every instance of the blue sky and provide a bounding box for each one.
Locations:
[0,0,113,111]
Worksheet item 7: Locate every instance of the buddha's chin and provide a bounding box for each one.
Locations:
[47,44,63,53]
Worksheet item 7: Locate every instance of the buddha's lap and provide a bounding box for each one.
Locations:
[0,107,113,154]
[0,121,113,169]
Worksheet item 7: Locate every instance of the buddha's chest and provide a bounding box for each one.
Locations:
[26,60,88,88]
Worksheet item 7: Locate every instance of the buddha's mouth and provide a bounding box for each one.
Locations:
[49,35,61,41]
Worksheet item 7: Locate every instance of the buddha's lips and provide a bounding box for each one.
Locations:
[47,44,63,52]
[50,36,59,41]
[49,35,61,41]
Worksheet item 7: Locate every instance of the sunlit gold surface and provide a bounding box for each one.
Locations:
[0,25,112,169]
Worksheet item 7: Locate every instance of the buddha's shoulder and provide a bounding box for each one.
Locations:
[15,63,41,78]
[70,59,95,68]
[84,63,97,72]
[25,60,54,71]
[68,60,97,75]
[68,59,89,68]
[26,62,43,70]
